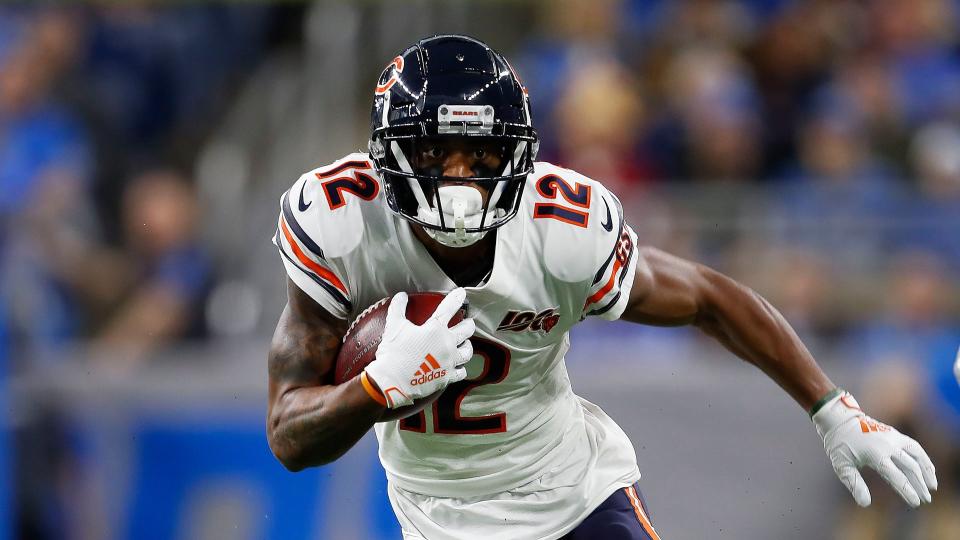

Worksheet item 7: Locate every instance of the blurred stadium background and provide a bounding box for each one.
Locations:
[2,1,960,538]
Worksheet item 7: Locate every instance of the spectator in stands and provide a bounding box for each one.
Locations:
[773,103,905,272]
[817,55,907,167]
[81,4,272,153]
[640,0,757,51]
[0,8,98,361]
[744,0,833,177]
[837,251,960,539]
[74,2,275,220]
[657,46,762,181]
[895,122,960,271]
[868,0,960,126]
[516,0,624,160]
[552,60,656,195]
[92,169,211,370]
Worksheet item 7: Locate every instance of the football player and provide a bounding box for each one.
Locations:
[267,35,937,539]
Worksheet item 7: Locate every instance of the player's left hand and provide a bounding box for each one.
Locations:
[953,345,960,386]
[812,390,937,508]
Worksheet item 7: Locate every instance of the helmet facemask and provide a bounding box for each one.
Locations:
[371,119,537,247]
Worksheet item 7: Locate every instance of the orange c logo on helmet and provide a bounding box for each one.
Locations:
[375,56,404,95]
[504,59,529,96]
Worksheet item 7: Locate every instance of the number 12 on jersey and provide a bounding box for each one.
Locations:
[399,337,511,434]
[533,174,591,228]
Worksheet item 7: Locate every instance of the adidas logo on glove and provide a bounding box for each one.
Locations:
[411,354,447,386]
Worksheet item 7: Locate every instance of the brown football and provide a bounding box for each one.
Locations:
[335,291,466,421]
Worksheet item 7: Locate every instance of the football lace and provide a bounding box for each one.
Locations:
[343,296,391,342]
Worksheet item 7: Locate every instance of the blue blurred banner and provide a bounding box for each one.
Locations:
[0,317,10,540]
[125,420,327,539]
[49,345,842,539]
[72,409,400,540]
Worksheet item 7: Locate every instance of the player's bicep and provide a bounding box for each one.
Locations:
[619,247,707,327]
[268,279,348,398]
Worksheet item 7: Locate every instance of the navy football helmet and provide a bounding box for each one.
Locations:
[369,35,538,247]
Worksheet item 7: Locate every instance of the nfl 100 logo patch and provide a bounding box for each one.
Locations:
[497,308,560,334]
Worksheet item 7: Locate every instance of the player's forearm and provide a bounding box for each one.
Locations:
[268,377,384,470]
[693,267,834,411]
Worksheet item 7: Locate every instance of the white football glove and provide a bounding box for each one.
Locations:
[954,345,960,386]
[812,390,937,508]
[363,288,474,409]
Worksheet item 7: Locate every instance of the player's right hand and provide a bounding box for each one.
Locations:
[364,288,475,408]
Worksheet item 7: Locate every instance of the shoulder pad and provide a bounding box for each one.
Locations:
[525,162,625,284]
[282,153,384,258]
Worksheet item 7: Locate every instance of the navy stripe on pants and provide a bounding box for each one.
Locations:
[562,482,661,540]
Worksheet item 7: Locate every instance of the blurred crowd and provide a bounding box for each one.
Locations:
[0,6,306,538]
[0,4,296,372]
[1,1,959,538]
[518,0,960,536]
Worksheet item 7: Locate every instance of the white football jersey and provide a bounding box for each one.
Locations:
[274,153,642,539]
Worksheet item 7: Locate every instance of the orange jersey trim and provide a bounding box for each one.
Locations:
[279,217,348,294]
[584,257,624,308]
[314,160,373,180]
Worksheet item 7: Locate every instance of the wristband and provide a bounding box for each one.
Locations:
[808,387,843,418]
[360,371,387,407]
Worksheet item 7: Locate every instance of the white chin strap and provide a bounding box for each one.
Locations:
[417,185,503,248]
